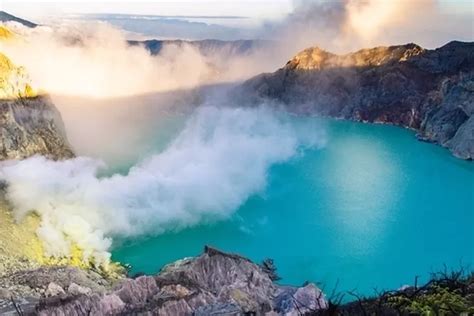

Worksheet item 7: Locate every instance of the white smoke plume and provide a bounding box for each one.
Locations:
[0,22,204,97]
[0,106,326,264]
[0,21,276,98]
[267,0,473,55]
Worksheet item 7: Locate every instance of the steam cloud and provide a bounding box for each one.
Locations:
[268,0,473,55]
[0,106,326,263]
[0,21,277,98]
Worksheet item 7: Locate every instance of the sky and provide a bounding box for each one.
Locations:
[2,0,292,20]
[3,0,472,21]
[1,0,473,48]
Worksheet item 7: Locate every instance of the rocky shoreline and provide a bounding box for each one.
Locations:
[242,41,474,159]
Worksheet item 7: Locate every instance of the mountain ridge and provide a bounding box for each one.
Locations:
[285,43,426,70]
[243,41,474,159]
[128,38,271,57]
[0,11,37,28]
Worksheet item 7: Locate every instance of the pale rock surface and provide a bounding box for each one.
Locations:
[1,247,328,315]
[0,52,74,160]
[45,282,65,297]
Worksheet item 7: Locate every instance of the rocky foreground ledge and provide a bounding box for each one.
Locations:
[0,246,327,315]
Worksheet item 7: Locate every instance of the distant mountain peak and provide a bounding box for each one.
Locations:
[244,41,474,159]
[286,43,425,71]
[0,11,37,28]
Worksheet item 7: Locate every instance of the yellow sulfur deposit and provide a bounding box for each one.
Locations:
[0,25,14,40]
[0,51,37,99]
[0,202,45,266]
[0,198,124,278]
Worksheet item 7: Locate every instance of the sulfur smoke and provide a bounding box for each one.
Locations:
[0,106,326,264]
[0,21,276,98]
[269,0,473,55]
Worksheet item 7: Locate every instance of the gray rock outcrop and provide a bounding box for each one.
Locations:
[0,95,75,160]
[1,246,328,315]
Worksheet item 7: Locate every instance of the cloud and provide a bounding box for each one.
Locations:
[0,21,278,98]
[264,0,473,55]
[0,22,217,98]
[0,105,326,264]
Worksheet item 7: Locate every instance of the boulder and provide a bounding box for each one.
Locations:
[45,282,65,297]
[68,283,92,296]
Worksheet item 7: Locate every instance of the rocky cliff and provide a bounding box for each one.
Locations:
[0,94,75,160]
[0,52,74,160]
[243,41,474,159]
[0,246,327,315]
[0,50,76,311]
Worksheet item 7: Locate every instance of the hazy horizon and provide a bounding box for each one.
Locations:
[4,0,473,19]
[2,0,473,49]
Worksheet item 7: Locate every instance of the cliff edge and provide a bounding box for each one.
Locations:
[0,52,74,160]
[243,41,474,159]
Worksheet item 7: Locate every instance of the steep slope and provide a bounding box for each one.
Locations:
[0,52,74,160]
[0,50,78,312]
[243,41,474,159]
[0,51,75,290]
[0,11,37,28]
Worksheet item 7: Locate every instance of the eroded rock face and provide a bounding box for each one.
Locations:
[0,95,74,160]
[0,52,74,160]
[2,247,328,315]
[243,41,474,159]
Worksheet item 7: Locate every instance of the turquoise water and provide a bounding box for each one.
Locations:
[112,116,474,297]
